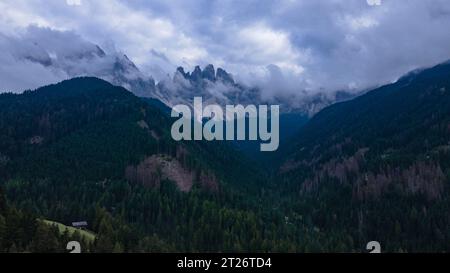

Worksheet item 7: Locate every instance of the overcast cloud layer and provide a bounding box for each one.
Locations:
[1,0,450,97]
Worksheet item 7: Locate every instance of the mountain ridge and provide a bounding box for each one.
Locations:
[269,60,450,252]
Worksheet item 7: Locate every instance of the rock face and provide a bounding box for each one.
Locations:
[202,64,216,81]
[153,64,357,116]
[174,65,234,85]
[176,67,190,79]
[155,64,244,108]
[216,68,234,84]
[191,66,203,82]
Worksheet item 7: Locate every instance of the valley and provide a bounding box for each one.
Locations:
[1,61,450,252]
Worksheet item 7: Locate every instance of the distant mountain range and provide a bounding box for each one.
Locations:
[154,64,358,116]
[7,34,356,116]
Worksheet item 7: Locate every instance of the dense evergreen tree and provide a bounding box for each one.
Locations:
[275,61,450,252]
[0,67,449,253]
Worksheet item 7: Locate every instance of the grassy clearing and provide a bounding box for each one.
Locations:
[41,219,96,243]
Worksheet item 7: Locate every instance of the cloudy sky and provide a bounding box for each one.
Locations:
[1,0,450,96]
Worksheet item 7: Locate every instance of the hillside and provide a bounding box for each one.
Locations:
[276,62,450,252]
[1,67,450,252]
[42,219,96,243]
[0,77,304,252]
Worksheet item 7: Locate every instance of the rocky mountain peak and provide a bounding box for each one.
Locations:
[191,66,203,82]
[176,67,190,79]
[202,64,216,81]
[216,67,234,84]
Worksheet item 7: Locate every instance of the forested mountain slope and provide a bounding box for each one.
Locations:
[0,77,288,252]
[2,63,450,253]
[276,62,450,252]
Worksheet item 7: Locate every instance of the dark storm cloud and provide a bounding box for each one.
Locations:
[1,0,450,97]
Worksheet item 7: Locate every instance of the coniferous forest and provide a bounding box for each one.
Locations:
[1,60,450,253]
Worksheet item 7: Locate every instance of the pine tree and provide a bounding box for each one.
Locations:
[31,223,59,253]
[9,243,18,253]
[0,215,6,251]
[0,187,7,216]
[113,242,124,253]
[95,215,115,252]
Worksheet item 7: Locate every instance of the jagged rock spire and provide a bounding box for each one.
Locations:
[202,64,216,81]
[216,67,234,84]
